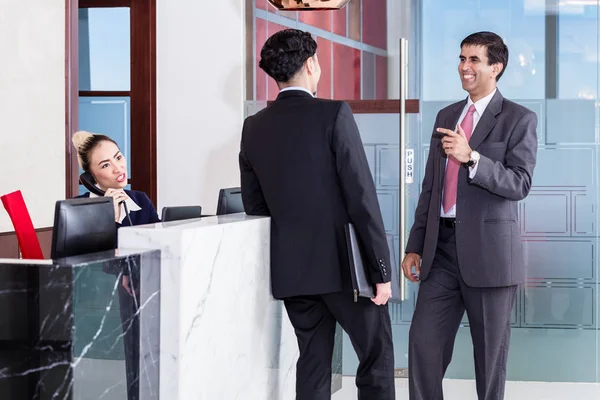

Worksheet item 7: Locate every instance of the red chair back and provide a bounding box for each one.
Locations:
[1,190,44,259]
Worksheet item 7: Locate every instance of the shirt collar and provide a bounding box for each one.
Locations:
[279,86,315,97]
[467,88,497,116]
[89,188,141,224]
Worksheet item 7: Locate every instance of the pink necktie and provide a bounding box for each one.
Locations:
[442,104,476,213]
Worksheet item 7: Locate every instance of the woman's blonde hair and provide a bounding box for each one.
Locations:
[71,131,118,171]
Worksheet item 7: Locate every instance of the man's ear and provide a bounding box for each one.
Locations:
[492,62,504,78]
[305,56,316,76]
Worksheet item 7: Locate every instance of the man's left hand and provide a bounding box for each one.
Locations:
[438,125,471,163]
[372,282,392,306]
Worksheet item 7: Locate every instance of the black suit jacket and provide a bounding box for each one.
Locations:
[405,90,538,287]
[239,90,390,299]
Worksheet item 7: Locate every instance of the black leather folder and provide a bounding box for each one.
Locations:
[344,223,402,303]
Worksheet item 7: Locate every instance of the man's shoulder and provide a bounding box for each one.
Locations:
[313,97,345,106]
[244,98,344,125]
[310,97,347,115]
[265,96,343,111]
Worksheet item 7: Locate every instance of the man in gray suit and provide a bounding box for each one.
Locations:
[402,32,538,400]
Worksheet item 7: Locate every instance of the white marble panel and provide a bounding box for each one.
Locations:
[119,214,298,400]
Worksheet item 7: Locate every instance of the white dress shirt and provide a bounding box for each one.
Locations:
[279,86,315,97]
[440,88,497,218]
[89,187,141,224]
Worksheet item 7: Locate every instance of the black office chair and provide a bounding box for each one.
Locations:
[216,187,245,215]
[161,206,203,222]
[51,197,116,259]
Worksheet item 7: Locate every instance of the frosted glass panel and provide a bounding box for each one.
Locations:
[546,99,596,144]
[341,112,410,372]
[353,113,400,241]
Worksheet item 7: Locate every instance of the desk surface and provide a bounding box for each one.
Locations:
[0,248,159,267]
[127,212,268,231]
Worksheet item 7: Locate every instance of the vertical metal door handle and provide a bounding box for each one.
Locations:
[399,38,409,301]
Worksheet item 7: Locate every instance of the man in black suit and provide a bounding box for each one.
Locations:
[239,29,395,400]
[402,32,538,399]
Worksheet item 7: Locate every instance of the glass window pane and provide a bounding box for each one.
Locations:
[78,8,130,91]
[248,0,388,101]
[558,5,598,99]
[421,0,545,101]
[78,96,131,179]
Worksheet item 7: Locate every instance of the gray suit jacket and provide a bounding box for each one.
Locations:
[405,90,538,287]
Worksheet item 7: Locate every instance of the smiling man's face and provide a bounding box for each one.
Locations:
[458,44,503,101]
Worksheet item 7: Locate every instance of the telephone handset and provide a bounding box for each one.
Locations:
[79,171,132,226]
[80,171,106,197]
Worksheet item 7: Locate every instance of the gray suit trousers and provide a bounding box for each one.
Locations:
[409,222,517,400]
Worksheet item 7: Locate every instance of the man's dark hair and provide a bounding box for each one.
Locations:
[259,29,317,83]
[461,31,509,81]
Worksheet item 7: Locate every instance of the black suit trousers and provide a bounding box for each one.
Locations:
[284,292,395,400]
[409,223,517,400]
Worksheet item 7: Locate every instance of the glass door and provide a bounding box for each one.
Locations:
[416,0,600,386]
[245,0,600,397]
[339,1,600,397]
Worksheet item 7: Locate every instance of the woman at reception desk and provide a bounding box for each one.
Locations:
[71,130,160,400]
[71,130,160,227]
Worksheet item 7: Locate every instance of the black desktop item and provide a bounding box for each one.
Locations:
[51,197,117,259]
[80,171,132,226]
[161,206,203,222]
[216,187,245,215]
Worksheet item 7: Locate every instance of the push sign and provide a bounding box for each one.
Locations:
[405,149,414,184]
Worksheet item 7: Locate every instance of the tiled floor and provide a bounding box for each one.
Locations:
[73,358,600,399]
[332,377,600,400]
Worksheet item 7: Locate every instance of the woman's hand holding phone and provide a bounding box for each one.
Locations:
[104,189,129,222]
